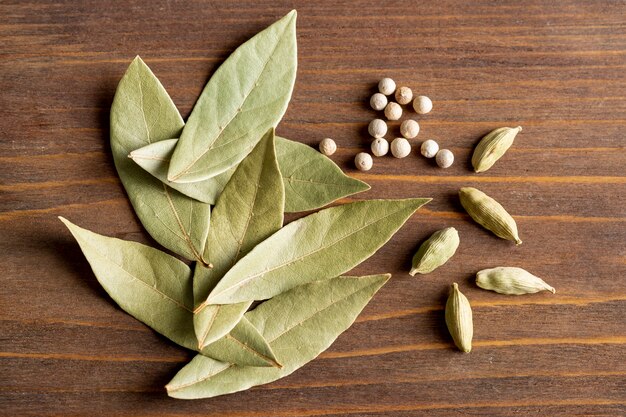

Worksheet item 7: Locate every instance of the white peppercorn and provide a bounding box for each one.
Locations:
[384,102,402,121]
[436,149,454,168]
[413,95,433,114]
[368,119,388,138]
[420,139,439,158]
[318,138,337,156]
[395,86,413,105]
[378,78,396,95]
[371,138,389,157]
[391,138,411,158]
[355,152,373,171]
[370,93,388,111]
[400,119,420,139]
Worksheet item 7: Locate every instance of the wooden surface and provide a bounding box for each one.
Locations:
[1,0,625,415]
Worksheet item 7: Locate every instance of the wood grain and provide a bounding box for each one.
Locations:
[1,0,625,415]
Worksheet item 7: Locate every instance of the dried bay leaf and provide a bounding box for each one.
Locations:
[166,11,298,183]
[131,136,369,211]
[61,217,279,366]
[199,316,280,368]
[275,137,370,212]
[193,266,250,350]
[203,198,430,305]
[110,56,211,263]
[166,274,390,399]
[59,217,197,350]
[129,139,234,204]
[194,129,284,348]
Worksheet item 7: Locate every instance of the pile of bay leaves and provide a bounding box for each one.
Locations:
[60,10,430,399]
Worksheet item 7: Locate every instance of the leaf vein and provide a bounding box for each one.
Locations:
[162,184,205,263]
[172,22,291,180]
[135,68,152,145]
[198,306,220,348]
[268,282,364,343]
[210,204,411,301]
[77,236,193,313]
[167,362,233,392]
[224,333,279,367]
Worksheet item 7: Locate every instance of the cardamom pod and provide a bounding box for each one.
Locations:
[459,187,522,245]
[409,227,459,276]
[472,126,522,173]
[445,283,473,353]
[476,267,555,295]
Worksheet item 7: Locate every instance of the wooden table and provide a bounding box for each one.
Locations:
[2,1,625,415]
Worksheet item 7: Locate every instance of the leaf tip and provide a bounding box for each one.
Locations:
[167,172,180,182]
[405,197,432,213]
[267,357,283,368]
[58,216,72,229]
[164,383,176,395]
[352,178,371,193]
[58,217,82,243]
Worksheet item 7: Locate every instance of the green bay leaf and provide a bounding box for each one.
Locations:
[203,198,430,305]
[110,56,211,262]
[167,10,297,183]
[166,274,390,399]
[131,136,369,211]
[199,316,280,368]
[194,129,284,348]
[59,217,197,350]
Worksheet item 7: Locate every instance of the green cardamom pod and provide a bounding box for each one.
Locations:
[409,227,459,276]
[445,283,473,353]
[459,187,522,245]
[472,126,522,173]
[476,267,555,295]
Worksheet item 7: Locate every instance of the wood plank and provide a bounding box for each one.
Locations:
[1,0,625,415]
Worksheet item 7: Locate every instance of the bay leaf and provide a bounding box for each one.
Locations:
[202,198,430,305]
[110,56,211,263]
[59,217,197,351]
[129,139,234,204]
[194,128,284,348]
[193,266,249,350]
[131,136,369,211]
[61,217,280,367]
[166,10,298,183]
[166,274,390,399]
[199,316,280,368]
[275,136,370,212]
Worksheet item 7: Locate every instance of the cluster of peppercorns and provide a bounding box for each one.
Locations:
[352,77,453,171]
